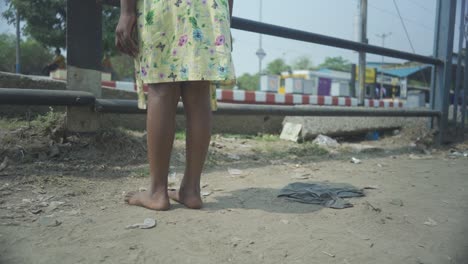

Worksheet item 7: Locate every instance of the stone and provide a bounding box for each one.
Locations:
[280,122,302,142]
[38,215,61,227]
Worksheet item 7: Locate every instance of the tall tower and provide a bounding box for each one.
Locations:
[256,0,266,75]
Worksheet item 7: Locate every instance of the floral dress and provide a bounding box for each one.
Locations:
[134,0,236,110]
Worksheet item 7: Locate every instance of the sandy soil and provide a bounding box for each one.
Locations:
[0,117,467,264]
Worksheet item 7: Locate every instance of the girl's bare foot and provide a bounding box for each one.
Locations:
[124,190,170,211]
[168,189,203,209]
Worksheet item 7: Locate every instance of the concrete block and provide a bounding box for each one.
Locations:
[66,106,99,133]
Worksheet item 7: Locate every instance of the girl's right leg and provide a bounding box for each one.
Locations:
[125,83,181,211]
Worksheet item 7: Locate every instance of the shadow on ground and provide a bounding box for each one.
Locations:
[201,187,328,214]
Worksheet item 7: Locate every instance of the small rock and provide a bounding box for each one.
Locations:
[280,122,303,142]
[423,217,438,227]
[321,251,335,258]
[30,209,43,215]
[231,237,242,247]
[228,168,243,176]
[100,206,107,210]
[48,201,65,211]
[389,199,404,207]
[126,218,157,229]
[350,157,362,164]
[38,215,61,227]
[68,210,80,216]
[49,145,60,158]
[22,199,33,204]
[280,219,289,224]
[138,187,147,192]
[0,157,9,172]
[227,154,241,160]
[201,191,212,197]
[313,134,339,148]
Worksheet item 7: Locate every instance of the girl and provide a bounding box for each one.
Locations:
[116,0,235,210]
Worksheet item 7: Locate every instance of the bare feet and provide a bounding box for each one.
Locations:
[124,190,170,211]
[168,189,203,209]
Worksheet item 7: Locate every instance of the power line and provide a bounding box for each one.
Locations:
[367,2,433,32]
[406,0,433,14]
[392,0,416,53]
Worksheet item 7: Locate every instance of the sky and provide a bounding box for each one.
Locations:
[0,0,465,75]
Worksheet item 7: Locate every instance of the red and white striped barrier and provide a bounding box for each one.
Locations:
[58,77,405,108]
[216,89,359,107]
[364,99,405,108]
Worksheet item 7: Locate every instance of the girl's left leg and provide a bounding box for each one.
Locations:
[168,81,212,209]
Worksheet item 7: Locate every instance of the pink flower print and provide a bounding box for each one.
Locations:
[186,0,192,5]
[215,35,225,46]
[202,0,206,4]
[172,49,178,56]
[159,73,165,79]
[178,35,188,46]
[209,48,215,55]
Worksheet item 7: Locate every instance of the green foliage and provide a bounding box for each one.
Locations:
[30,107,65,135]
[0,33,52,74]
[292,56,314,70]
[102,6,120,56]
[318,56,352,72]
[0,33,16,72]
[266,58,291,75]
[110,54,135,81]
[236,73,259,91]
[3,1,119,54]
[175,131,186,140]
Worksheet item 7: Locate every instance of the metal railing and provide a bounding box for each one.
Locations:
[0,88,440,117]
[0,0,462,143]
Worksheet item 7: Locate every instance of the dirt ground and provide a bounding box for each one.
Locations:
[0,113,467,264]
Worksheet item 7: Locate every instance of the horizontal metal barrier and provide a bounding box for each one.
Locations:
[102,0,441,65]
[95,99,441,117]
[0,88,96,106]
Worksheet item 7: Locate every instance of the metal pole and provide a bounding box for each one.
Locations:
[453,0,466,136]
[358,0,367,105]
[376,32,391,99]
[15,8,20,74]
[433,0,456,144]
[462,1,468,138]
[94,99,441,117]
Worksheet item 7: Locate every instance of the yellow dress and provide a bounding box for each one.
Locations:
[134,0,236,110]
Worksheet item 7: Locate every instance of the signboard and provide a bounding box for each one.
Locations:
[355,67,377,84]
[400,78,408,99]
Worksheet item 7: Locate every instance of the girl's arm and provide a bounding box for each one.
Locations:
[115,0,138,57]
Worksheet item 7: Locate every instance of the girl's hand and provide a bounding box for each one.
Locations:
[115,14,138,57]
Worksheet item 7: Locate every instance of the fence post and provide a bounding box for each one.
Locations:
[432,0,456,144]
[66,0,102,132]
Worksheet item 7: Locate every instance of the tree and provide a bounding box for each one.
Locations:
[318,56,352,72]
[0,33,53,74]
[292,56,314,70]
[236,73,260,91]
[0,34,16,72]
[111,55,135,81]
[3,0,119,54]
[266,58,291,75]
